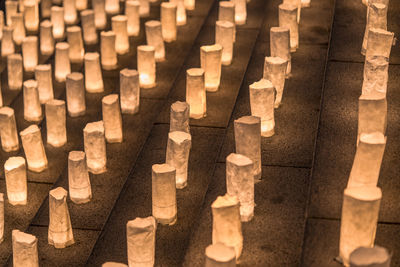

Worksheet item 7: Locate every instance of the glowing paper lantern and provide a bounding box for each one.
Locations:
[11,13,25,45]
[152,163,177,225]
[270,27,291,76]
[5,1,18,26]
[41,0,52,18]
[120,69,140,114]
[35,64,54,103]
[145,20,165,62]
[263,56,288,108]
[234,116,261,179]
[46,100,67,147]
[170,0,186,25]
[40,20,55,56]
[48,187,75,248]
[66,73,86,117]
[7,54,23,90]
[22,36,38,72]
[92,0,107,30]
[20,125,48,172]
[186,68,206,119]
[84,52,104,93]
[365,28,394,59]
[1,26,14,57]
[51,6,65,39]
[212,194,243,259]
[216,20,234,66]
[170,101,190,133]
[112,15,130,55]
[23,0,39,32]
[205,243,236,267]
[101,31,118,70]
[339,186,382,266]
[137,45,156,88]
[67,26,85,63]
[64,0,78,25]
[358,95,387,143]
[139,0,150,18]
[105,0,120,15]
[161,2,177,42]
[5,157,27,205]
[81,10,98,45]
[231,0,247,25]
[127,216,157,267]
[279,3,298,52]
[200,44,222,92]
[0,107,19,152]
[361,56,388,98]
[125,1,140,36]
[349,246,391,267]
[102,94,123,143]
[55,42,71,82]
[218,1,236,42]
[23,80,42,122]
[68,151,92,204]
[84,121,107,174]
[362,3,387,55]
[12,230,39,267]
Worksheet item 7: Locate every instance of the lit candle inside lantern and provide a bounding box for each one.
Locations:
[85,52,104,93]
[145,20,165,62]
[106,0,120,14]
[301,0,311,7]
[12,230,39,266]
[7,54,23,90]
[231,0,246,25]
[51,6,65,40]
[22,36,38,72]
[270,27,291,76]
[362,3,387,55]
[112,15,130,55]
[101,31,118,70]
[0,194,3,243]
[249,79,275,137]
[211,194,243,259]
[1,26,14,57]
[20,125,48,172]
[127,216,157,267]
[5,157,27,205]
[263,56,288,108]
[67,26,84,63]
[218,1,235,42]
[0,107,19,152]
[161,2,177,43]
[76,0,88,11]
[339,186,382,266]
[186,68,206,119]
[234,116,261,180]
[170,101,190,133]
[23,0,39,32]
[92,0,107,30]
[125,0,140,36]
[166,131,191,189]
[120,68,140,114]
[68,151,92,204]
[284,0,301,23]
[200,44,222,92]
[64,0,78,25]
[81,10,98,45]
[40,20,55,56]
[349,246,391,267]
[139,0,150,18]
[55,42,71,82]
[23,80,42,122]
[5,1,18,26]
[170,0,186,25]
[46,99,67,147]
[226,153,254,222]
[48,187,75,248]
[362,56,388,98]
[184,0,195,10]
[347,132,386,189]
[358,95,387,143]
[66,72,86,117]
[137,45,156,88]
[41,0,52,18]
[102,94,123,143]
[35,64,54,103]
[205,243,236,267]
[215,20,234,66]
[102,263,128,267]
[365,28,394,60]
[11,13,25,45]
[84,121,107,174]
[152,163,177,225]
[279,3,298,52]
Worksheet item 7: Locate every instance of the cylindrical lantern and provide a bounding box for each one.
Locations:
[51,6,65,40]
[5,157,27,205]
[137,45,156,88]
[186,68,206,119]
[211,194,243,259]
[84,121,107,174]
[1,26,15,57]
[84,52,104,93]
[81,9,98,45]
[166,131,192,189]
[200,44,222,92]
[362,3,387,55]
[218,1,236,42]
[234,116,261,179]
[170,101,190,133]
[5,1,18,26]
[249,79,275,137]
[12,230,39,267]
[349,246,391,267]
[66,72,86,117]
[22,36,38,72]
[55,42,71,82]
[102,94,123,143]
[11,13,25,45]
[284,0,302,23]
[138,0,150,18]
[64,0,78,25]
[105,0,120,15]
[35,64,54,103]
[365,28,394,60]
[361,56,388,98]
[68,151,92,204]
[263,56,288,108]
[205,243,236,267]
[100,31,118,70]
[152,163,177,225]
[23,0,39,32]
[358,95,387,143]
[120,68,140,114]
[76,0,88,11]
[67,26,84,63]
[7,54,23,90]
[145,20,165,62]
[23,80,42,122]
[215,21,234,66]
[20,125,48,172]
[161,2,177,43]
[40,20,55,56]
[48,187,75,248]
[92,0,107,30]
[126,0,140,36]
[270,27,291,76]
[126,216,157,267]
[232,0,246,25]
[112,15,130,55]
[45,99,67,147]
[170,0,186,25]
[41,0,52,18]
[0,107,19,152]
[279,3,298,52]
[339,186,382,266]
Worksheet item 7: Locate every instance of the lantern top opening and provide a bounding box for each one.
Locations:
[12,230,37,245]
[138,45,155,52]
[187,68,204,77]
[250,79,274,90]
[69,151,85,161]
[219,1,235,8]
[227,153,253,167]
[126,0,140,7]
[271,26,290,33]
[216,20,234,28]
[36,64,52,71]
[84,121,105,134]
[51,6,63,11]
[47,99,65,107]
[265,56,287,65]
[67,72,84,81]
[171,101,189,112]
[0,106,14,116]
[81,9,94,16]
[201,44,222,53]
[50,187,68,200]
[112,15,127,22]
[41,20,52,27]
[102,94,119,105]
[56,42,70,49]
[212,194,239,209]
[85,52,100,60]
[168,131,191,144]
[23,36,38,42]
[279,3,298,11]
[235,116,260,125]
[67,26,81,33]
[5,156,25,171]
[152,163,175,174]
[24,79,38,88]
[359,132,386,144]
[344,186,382,201]
[121,68,138,76]
[161,2,176,8]
[127,216,156,229]
[145,20,161,27]
[20,125,40,137]
[101,31,116,37]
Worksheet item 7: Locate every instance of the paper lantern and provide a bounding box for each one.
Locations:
[84,52,104,93]
[349,246,391,267]
[362,3,387,55]
[0,107,19,152]
[35,64,54,103]
[358,95,386,143]
[186,68,206,119]
[361,56,388,98]
[365,28,394,59]
[218,1,236,42]
[205,243,236,267]
[64,0,78,25]
[40,20,55,56]
[55,42,71,82]
[12,230,39,267]
[5,1,18,26]
[284,0,302,23]
[23,0,39,32]
[51,6,65,39]
[7,54,22,90]
[23,80,42,122]
[170,0,186,25]
[161,2,177,43]
[5,157,27,205]
[279,3,298,52]
[137,45,156,88]
[170,101,190,133]
[46,99,67,147]
[112,15,130,55]
[216,21,234,66]
[20,125,48,172]
[145,20,165,62]
[41,0,52,18]
[66,73,86,117]
[139,0,150,18]
[67,26,84,63]
[200,44,222,92]
[270,27,291,76]
[102,94,123,143]
[11,13,25,45]
[263,56,288,108]
[22,36,38,72]
[81,10,98,45]
[120,69,140,114]
[68,151,92,204]
[1,26,14,57]
[105,0,120,15]
[84,121,107,174]
[100,31,118,70]
[92,0,107,30]
[125,0,140,36]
